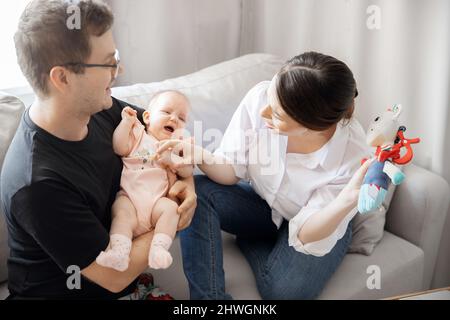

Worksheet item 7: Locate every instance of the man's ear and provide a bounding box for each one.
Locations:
[49,66,69,93]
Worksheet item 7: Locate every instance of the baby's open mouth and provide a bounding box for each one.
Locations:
[164,125,175,133]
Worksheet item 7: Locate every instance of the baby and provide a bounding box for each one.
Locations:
[96,90,192,271]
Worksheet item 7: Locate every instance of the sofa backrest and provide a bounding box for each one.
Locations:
[0,92,25,282]
[112,53,284,150]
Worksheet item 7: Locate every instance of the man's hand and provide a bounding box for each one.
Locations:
[168,176,197,231]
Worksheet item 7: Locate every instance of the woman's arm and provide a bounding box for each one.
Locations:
[297,159,373,245]
[156,140,240,185]
[112,107,137,157]
[198,149,240,185]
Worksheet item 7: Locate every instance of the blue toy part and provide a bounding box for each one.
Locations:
[358,160,390,214]
[362,160,389,189]
[358,184,388,214]
[391,170,405,185]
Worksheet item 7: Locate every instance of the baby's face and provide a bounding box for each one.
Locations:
[143,92,189,141]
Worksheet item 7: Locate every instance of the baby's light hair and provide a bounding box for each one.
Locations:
[147,90,190,111]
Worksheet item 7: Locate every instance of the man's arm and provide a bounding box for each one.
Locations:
[14,180,150,295]
[82,232,153,293]
[85,174,198,293]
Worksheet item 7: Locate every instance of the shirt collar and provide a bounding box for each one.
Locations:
[286,120,349,172]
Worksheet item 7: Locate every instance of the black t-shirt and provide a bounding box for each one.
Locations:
[0,97,144,299]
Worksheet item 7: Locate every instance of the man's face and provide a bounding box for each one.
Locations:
[71,29,122,115]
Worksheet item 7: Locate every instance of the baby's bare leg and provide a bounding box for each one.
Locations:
[110,195,138,238]
[148,197,180,269]
[96,195,138,272]
[151,197,180,238]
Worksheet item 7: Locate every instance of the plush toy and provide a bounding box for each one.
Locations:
[358,104,420,214]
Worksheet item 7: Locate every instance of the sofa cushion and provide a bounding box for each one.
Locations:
[319,231,424,299]
[349,183,396,255]
[152,230,424,300]
[0,92,25,283]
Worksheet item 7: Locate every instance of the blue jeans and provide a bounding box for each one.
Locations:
[180,175,353,300]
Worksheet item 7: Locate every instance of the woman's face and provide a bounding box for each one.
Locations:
[260,76,309,136]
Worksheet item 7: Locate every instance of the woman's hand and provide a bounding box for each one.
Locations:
[338,158,374,205]
[156,138,204,171]
[168,176,197,231]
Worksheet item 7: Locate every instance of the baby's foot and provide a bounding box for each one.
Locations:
[148,246,173,269]
[96,249,130,272]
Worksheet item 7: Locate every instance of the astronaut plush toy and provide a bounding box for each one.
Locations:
[358,104,420,214]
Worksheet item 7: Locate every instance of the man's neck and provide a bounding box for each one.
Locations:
[29,97,90,142]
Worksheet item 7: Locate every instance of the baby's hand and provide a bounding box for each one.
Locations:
[121,106,137,123]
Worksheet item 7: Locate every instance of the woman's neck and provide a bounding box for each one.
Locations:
[287,124,337,154]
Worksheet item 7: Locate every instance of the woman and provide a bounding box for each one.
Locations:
[157,52,372,299]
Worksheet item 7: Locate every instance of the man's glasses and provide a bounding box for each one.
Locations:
[60,49,121,79]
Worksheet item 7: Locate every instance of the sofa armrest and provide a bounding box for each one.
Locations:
[386,164,450,289]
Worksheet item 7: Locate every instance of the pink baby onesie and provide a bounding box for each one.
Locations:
[118,119,173,236]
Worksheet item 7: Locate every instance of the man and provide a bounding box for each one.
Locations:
[0,0,196,299]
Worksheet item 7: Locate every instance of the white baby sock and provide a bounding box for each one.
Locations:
[96,234,132,272]
[148,233,173,269]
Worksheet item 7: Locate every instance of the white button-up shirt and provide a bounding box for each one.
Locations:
[215,81,370,256]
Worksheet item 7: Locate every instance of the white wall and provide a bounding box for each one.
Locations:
[241,0,450,177]
[109,0,243,86]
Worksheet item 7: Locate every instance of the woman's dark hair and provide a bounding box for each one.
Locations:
[276,51,358,131]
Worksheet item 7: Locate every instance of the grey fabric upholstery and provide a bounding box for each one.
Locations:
[0,92,25,283]
[386,164,450,289]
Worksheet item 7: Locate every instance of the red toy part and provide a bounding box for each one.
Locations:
[392,130,421,164]
[375,129,420,165]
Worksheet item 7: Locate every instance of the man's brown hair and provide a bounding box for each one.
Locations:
[14,0,114,97]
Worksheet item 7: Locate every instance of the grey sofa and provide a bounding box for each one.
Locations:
[1,54,449,299]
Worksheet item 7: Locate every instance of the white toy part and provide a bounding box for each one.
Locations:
[382,161,405,185]
[365,104,403,147]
